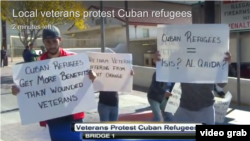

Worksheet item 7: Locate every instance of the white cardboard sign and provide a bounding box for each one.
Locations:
[12,53,96,125]
[87,52,133,92]
[165,83,181,114]
[156,24,229,83]
[214,91,232,123]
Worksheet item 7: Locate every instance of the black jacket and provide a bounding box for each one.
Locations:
[22,49,39,62]
[147,72,175,103]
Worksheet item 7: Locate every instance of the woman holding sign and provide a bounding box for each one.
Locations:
[11,26,97,141]
[98,70,134,121]
[153,51,231,125]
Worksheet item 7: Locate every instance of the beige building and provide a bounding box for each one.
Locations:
[63,3,192,66]
[192,1,250,63]
[192,1,250,79]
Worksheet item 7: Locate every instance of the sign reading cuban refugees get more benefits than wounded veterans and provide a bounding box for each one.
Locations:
[12,53,96,125]
[156,24,230,83]
[87,52,133,92]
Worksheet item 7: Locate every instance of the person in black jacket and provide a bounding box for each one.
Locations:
[147,71,175,121]
[1,48,7,67]
[22,46,39,62]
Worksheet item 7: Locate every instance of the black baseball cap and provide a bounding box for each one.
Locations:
[42,25,61,40]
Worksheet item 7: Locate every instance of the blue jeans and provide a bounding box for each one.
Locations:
[98,103,119,121]
[48,117,84,141]
[148,98,174,122]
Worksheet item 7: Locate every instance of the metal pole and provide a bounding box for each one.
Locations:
[100,0,105,53]
[125,1,130,53]
[2,19,8,66]
[1,20,7,50]
[204,1,215,23]
[236,32,241,106]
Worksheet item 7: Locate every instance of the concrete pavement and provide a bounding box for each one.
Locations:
[1,59,250,141]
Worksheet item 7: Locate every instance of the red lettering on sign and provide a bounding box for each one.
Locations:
[229,21,250,29]
[223,0,243,4]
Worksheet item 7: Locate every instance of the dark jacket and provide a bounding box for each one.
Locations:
[1,50,7,59]
[22,49,39,62]
[180,83,226,111]
[147,72,175,103]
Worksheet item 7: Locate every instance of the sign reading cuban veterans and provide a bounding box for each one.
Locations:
[221,1,250,30]
[214,91,232,123]
[87,52,133,92]
[12,53,96,125]
[156,24,229,83]
[165,83,181,114]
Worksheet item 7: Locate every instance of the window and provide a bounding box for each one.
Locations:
[143,28,149,38]
[95,18,107,25]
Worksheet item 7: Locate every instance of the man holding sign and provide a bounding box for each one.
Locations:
[11,26,97,141]
[154,24,232,125]
[154,51,231,124]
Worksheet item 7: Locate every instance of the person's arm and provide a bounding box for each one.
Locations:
[216,52,232,88]
[150,72,166,96]
[88,70,96,82]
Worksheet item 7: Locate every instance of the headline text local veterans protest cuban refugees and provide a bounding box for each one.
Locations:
[12,9,81,18]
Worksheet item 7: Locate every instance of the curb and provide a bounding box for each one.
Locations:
[118,110,153,121]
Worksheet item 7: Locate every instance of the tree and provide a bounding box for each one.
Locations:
[1,1,88,47]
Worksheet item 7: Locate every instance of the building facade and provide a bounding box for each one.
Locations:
[64,2,192,65]
[192,1,250,79]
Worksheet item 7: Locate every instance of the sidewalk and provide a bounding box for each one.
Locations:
[0,92,150,141]
[1,62,250,141]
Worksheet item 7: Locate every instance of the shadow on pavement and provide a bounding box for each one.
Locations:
[15,62,24,65]
[1,108,19,114]
[133,85,148,93]
[1,75,13,85]
[0,92,11,95]
[135,106,151,112]
[217,117,235,125]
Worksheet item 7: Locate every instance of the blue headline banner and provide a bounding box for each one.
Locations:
[94,139,196,141]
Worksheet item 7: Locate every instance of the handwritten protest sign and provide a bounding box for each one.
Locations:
[156,24,230,83]
[12,53,96,125]
[87,52,133,92]
[214,91,232,123]
[165,83,181,114]
[165,83,232,123]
